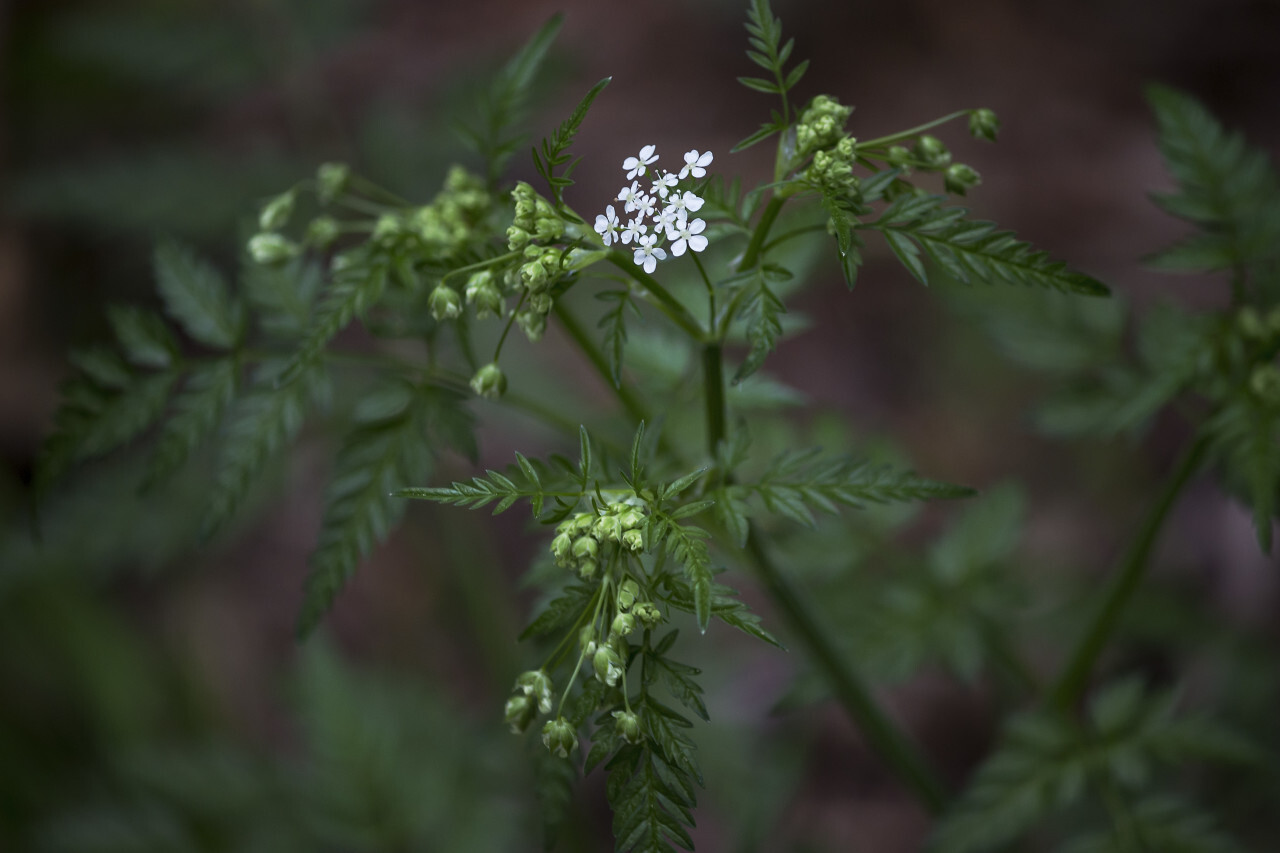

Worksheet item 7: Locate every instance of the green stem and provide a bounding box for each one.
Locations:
[1048,434,1210,710]
[744,530,951,814]
[606,252,706,340]
[739,196,786,272]
[855,110,972,150]
[701,343,726,461]
[552,302,651,426]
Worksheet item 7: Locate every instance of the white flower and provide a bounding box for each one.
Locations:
[666,216,708,256]
[653,204,681,235]
[623,144,658,179]
[649,171,678,198]
[633,234,667,273]
[633,191,657,219]
[617,181,644,213]
[679,149,714,180]
[594,205,620,247]
[667,190,705,217]
[621,217,647,245]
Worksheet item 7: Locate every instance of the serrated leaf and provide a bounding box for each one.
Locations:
[153,239,244,349]
[143,358,239,487]
[865,199,1110,296]
[241,254,320,339]
[107,305,177,368]
[533,76,611,209]
[520,582,596,641]
[203,362,328,537]
[278,254,388,387]
[664,577,783,649]
[296,382,442,637]
[732,275,785,384]
[597,289,636,388]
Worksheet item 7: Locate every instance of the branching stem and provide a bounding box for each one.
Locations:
[1048,433,1210,710]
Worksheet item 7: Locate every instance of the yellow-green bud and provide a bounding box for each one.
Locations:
[248,233,299,265]
[514,669,554,715]
[317,162,350,204]
[464,270,504,319]
[1238,306,1267,340]
[887,145,913,169]
[306,216,340,248]
[541,717,577,757]
[1250,364,1280,402]
[572,535,599,562]
[373,214,403,242]
[258,189,296,232]
[613,710,642,745]
[593,645,624,686]
[610,612,636,639]
[550,531,573,566]
[517,308,547,342]
[505,694,536,733]
[617,579,641,612]
[469,362,507,399]
[428,285,463,321]
[913,135,951,169]
[968,108,1000,142]
[621,528,644,552]
[634,601,663,629]
[944,163,981,196]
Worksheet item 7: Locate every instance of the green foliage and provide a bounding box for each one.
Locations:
[731,272,786,384]
[598,288,639,387]
[864,193,1109,295]
[532,76,612,214]
[153,239,247,350]
[458,13,564,186]
[932,680,1254,853]
[734,0,808,149]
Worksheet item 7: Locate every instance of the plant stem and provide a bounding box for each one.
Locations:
[740,196,785,272]
[1048,433,1210,710]
[701,343,726,459]
[606,252,706,340]
[855,110,972,150]
[553,302,651,426]
[744,530,951,814]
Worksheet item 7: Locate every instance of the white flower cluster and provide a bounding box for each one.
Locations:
[595,145,713,273]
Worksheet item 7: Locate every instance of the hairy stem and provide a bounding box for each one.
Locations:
[744,530,951,814]
[1048,433,1210,710]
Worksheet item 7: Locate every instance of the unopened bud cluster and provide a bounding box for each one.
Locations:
[550,502,648,580]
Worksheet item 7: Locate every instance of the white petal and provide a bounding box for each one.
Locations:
[688,235,708,253]
[670,239,687,257]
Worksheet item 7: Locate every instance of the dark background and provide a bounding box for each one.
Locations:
[1,1,1277,850]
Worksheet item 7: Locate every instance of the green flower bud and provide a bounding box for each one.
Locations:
[515,669,554,715]
[373,213,403,243]
[550,531,574,566]
[541,717,577,758]
[593,645,624,686]
[617,579,641,612]
[579,625,597,656]
[887,145,913,169]
[944,163,981,196]
[505,694,536,733]
[465,270,504,319]
[610,612,636,639]
[1238,306,1267,340]
[248,233,299,265]
[968,108,1000,142]
[621,528,644,552]
[613,710,642,745]
[633,601,663,629]
[571,535,599,562]
[1250,364,1280,402]
[306,216,340,248]
[506,225,531,251]
[913,135,951,169]
[594,514,622,542]
[258,189,296,232]
[617,507,645,529]
[576,558,598,580]
[517,308,547,342]
[317,162,350,204]
[469,362,507,399]
[429,285,463,321]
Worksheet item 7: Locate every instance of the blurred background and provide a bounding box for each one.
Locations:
[1,0,1278,850]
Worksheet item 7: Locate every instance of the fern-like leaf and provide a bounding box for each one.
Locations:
[1205,393,1280,553]
[1146,84,1280,273]
[533,76,611,213]
[296,382,450,638]
[153,239,245,349]
[598,288,638,388]
[203,362,328,536]
[864,195,1109,296]
[733,449,975,527]
[731,273,785,384]
[241,254,320,339]
[663,577,783,649]
[278,252,388,387]
[654,518,714,634]
[143,357,239,488]
[458,13,564,186]
[107,305,177,369]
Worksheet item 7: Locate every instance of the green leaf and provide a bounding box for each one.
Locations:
[1206,394,1280,553]
[532,76,611,211]
[37,367,178,492]
[203,362,328,537]
[731,121,783,153]
[736,75,779,94]
[107,305,177,368]
[297,382,446,638]
[397,447,578,519]
[241,254,320,339]
[153,238,245,349]
[864,198,1110,296]
[1061,795,1245,853]
[143,358,239,487]
[460,12,564,185]
[731,274,785,384]
[1146,84,1280,273]
[607,743,697,853]
[278,252,388,387]
[597,289,637,388]
[663,577,783,649]
[520,582,596,641]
